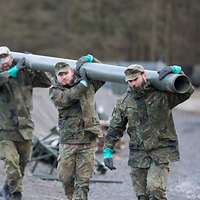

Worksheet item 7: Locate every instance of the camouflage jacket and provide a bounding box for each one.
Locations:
[105,82,194,167]
[0,61,51,141]
[49,77,104,144]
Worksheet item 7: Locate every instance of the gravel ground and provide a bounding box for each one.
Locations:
[0,89,199,200]
[0,110,200,200]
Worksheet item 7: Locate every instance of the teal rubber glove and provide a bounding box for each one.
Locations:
[7,57,26,78]
[103,148,116,170]
[103,148,113,159]
[7,66,19,78]
[84,54,94,62]
[76,54,94,75]
[171,65,182,74]
[158,65,183,80]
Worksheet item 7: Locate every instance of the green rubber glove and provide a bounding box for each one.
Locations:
[103,148,113,159]
[7,57,26,78]
[84,54,94,62]
[103,148,116,170]
[76,54,94,75]
[170,65,182,74]
[7,66,19,78]
[158,65,183,80]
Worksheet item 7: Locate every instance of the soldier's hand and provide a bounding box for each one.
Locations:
[7,66,18,78]
[76,54,94,75]
[15,57,27,70]
[7,57,27,78]
[170,65,182,74]
[158,67,172,80]
[104,158,116,170]
[158,65,183,80]
[103,148,116,170]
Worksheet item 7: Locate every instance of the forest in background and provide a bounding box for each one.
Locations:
[0,0,199,65]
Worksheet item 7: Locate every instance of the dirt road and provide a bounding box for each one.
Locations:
[0,88,200,200]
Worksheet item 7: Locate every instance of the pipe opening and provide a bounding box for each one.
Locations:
[174,75,190,93]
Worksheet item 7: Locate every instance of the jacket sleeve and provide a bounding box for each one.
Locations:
[0,77,9,87]
[0,71,12,86]
[167,83,194,109]
[49,82,88,107]
[105,100,128,149]
[32,71,52,88]
[91,79,105,92]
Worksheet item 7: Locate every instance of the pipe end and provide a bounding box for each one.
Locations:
[174,75,190,93]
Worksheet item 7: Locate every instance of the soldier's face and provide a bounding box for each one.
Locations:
[0,54,13,71]
[128,73,147,88]
[57,68,75,86]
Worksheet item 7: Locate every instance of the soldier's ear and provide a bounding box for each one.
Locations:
[142,72,147,82]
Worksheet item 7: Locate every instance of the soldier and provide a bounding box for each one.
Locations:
[0,46,51,200]
[103,64,194,200]
[49,55,104,200]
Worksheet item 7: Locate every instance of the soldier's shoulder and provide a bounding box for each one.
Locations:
[49,83,62,92]
[49,85,55,94]
[23,67,34,74]
[120,91,132,104]
[149,84,166,94]
[49,85,55,89]
[152,87,168,98]
[17,68,33,78]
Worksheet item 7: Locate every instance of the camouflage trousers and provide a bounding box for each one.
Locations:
[0,140,32,194]
[130,162,169,200]
[57,143,96,200]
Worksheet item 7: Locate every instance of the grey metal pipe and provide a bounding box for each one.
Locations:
[11,52,190,93]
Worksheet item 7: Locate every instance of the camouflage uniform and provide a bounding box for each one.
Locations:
[49,76,104,200]
[105,82,194,200]
[0,60,51,195]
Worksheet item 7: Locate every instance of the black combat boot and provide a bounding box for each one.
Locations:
[0,184,11,200]
[138,195,149,200]
[10,192,22,200]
